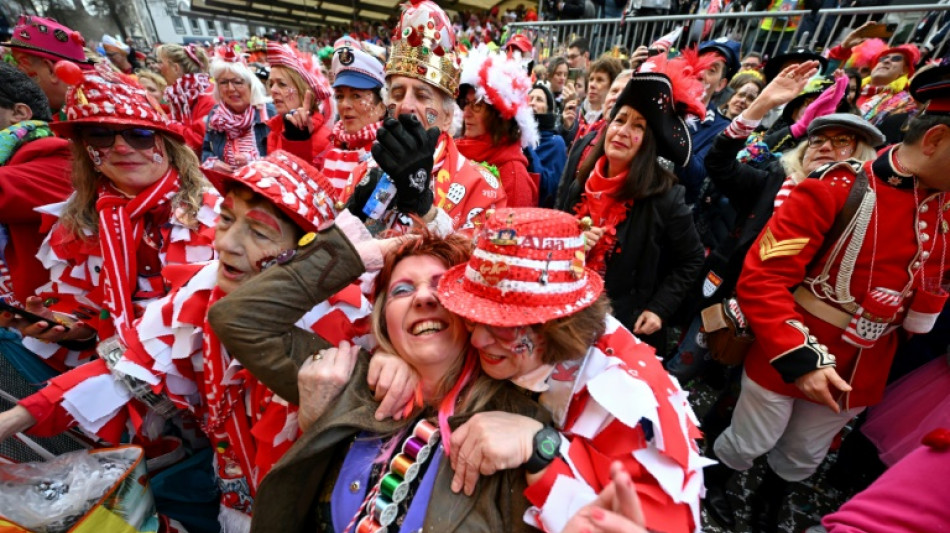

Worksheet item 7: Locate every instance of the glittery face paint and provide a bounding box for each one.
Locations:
[86,145,102,167]
[335,87,385,133]
[424,107,438,127]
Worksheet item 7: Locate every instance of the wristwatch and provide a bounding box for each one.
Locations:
[525,426,561,474]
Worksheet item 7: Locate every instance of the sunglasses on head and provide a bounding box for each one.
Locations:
[81,127,158,150]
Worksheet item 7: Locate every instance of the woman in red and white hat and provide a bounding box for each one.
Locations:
[321,37,387,202]
[557,58,705,354]
[435,207,704,533]
[0,151,372,531]
[201,51,274,173]
[265,41,334,171]
[456,46,540,207]
[207,217,547,533]
[157,43,216,153]
[0,64,217,374]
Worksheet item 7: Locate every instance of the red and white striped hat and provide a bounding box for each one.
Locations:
[266,41,332,101]
[438,208,603,327]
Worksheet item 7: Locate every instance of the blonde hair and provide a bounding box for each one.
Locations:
[781,137,877,184]
[158,44,209,75]
[270,65,319,114]
[60,134,209,237]
[135,69,167,94]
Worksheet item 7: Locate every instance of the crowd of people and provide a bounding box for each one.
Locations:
[0,1,948,533]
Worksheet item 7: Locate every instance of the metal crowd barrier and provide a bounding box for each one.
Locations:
[510,4,950,64]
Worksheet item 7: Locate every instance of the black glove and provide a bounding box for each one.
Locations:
[344,167,382,221]
[371,114,441,216]
[282,114,312,141]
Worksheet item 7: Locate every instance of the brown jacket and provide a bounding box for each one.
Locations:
[208,224,550,533]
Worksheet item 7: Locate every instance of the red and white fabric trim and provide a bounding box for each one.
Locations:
[24,191,219,372]
[526,315,707,533]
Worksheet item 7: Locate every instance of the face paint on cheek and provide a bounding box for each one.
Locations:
[632,134,642,144]
[425,107,438,127]
[498,326,538,357]
[245,210,284,235]
[86,146,103,167]
[839,147,854,157]
[148,140,166,165]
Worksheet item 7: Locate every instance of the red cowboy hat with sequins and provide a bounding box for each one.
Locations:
[266,41,332,101]
[438,208,604,327]
[50,63,184,142]
[0,15,94,68]
[203,150,337,233]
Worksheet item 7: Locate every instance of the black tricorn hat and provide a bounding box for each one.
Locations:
[610,73,693,167]
[764,47,828,82]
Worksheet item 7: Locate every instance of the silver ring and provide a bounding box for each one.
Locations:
[312,351,325,362]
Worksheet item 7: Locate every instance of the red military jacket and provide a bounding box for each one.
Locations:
[737,148,950,409]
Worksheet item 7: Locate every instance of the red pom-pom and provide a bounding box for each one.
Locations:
[922,428,950,451]
[69,31,85,46]
[53,60,84,85]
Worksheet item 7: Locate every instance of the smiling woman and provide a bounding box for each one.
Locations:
[201,55,274,172]
[0,63,217,375]
[209,221,549,533]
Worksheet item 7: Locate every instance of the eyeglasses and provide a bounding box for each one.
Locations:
[807,133,856,148]
[877,54,905,64]
[217,78,248,88]
[734,91,758,101]
[461,99,487,113]
[740,62,760,69]
[81,127,158,150]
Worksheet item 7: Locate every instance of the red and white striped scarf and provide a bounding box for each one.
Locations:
[209,104,256,140]
[164,73,212,122]
[324,120,381,199]
[96,168,179,331]
[201,287,261,504]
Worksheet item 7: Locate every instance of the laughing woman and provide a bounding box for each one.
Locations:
[208,222,549,533]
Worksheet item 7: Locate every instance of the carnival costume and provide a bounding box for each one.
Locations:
[18,152,372,526]
[438,208,705,533]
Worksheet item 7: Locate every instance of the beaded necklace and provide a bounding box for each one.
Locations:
[344,419,441,533]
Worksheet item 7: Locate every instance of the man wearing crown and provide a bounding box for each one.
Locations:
[341,0,506,235]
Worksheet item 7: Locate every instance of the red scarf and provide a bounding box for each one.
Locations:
[455,133,526,167]
[574,157,631,275]
[96,169,179,331]
[200,287,261,508]
[164,73,212,122]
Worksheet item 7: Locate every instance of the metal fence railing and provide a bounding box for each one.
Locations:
[509,4,950,65]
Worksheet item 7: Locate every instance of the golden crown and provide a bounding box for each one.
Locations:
[386,38,460,97]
